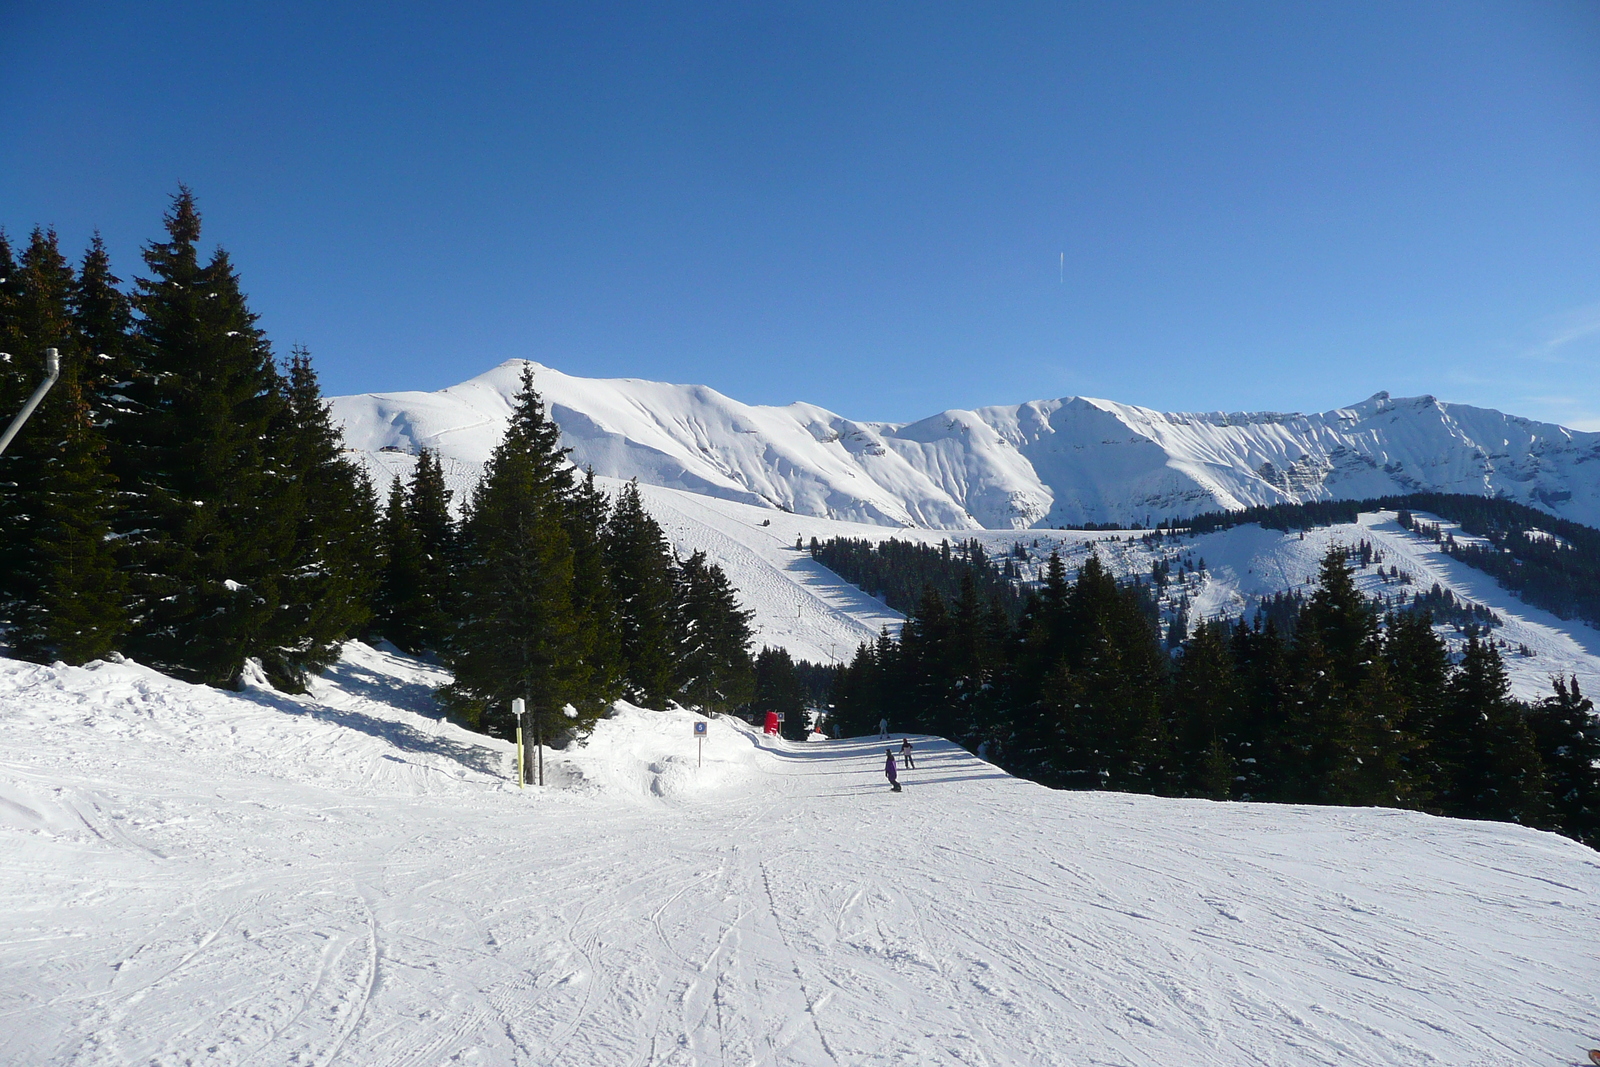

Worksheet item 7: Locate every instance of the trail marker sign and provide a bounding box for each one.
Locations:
[512,698,526,788]
[694,721,707,766]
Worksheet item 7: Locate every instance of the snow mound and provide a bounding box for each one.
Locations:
[551,704,787,802]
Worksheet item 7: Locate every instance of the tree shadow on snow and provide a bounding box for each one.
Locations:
[235,678,502,778]
[318,660,446,715]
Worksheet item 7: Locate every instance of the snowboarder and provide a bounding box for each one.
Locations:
[877,717,889,740]
[885,749,901,792]
[899,737,915,769]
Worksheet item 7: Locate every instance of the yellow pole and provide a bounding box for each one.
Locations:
[516,725,524,789]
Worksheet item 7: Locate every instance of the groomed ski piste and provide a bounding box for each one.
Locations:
[4,641,1598,1066]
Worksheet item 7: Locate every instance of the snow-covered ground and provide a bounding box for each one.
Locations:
[4,645,1598,1066]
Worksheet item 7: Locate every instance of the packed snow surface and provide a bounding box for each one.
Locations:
[4,645,1598,1066]
[330,359,1600,529]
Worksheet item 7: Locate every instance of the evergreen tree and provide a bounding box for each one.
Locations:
[673,549,754,712]
[898,585,959,738]
[1168,621,1237,799]
[1229,618,1295,801]
[751,646,808,739]
[371,475,431,653]
[1343,654,1418,808]
[1384,609,1453,808]
[1066,554,1170,792]
[74,233,134,402]
[0,229,128,663]
[114,189,299,686]
[391,449,459,653]
[1527,676,1600,847]
[0,230,24,423]
[407,450,458,629]
[258,348,378,688]
[605,479,678,706]
[8,377,128,663]
[564,468,622,705]
[1441,635,1550,825]
[1279,546,1413,806]
[444,365,594,744]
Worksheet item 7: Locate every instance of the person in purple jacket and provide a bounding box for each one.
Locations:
[885,748,901,792]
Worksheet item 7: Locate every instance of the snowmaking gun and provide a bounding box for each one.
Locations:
[0,347,61,457]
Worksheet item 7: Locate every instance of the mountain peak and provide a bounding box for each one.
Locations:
[330,364,1600,530]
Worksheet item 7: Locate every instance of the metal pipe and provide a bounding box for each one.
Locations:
[0,348,62,457]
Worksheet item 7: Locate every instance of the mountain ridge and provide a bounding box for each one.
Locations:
[329,360,1600,529]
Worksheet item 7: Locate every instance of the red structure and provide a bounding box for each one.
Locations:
[763,710,780,735]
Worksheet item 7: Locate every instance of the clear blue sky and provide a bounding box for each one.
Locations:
[3,2,1598,426]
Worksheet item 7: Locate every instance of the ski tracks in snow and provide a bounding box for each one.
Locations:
[6,656,1600,1066]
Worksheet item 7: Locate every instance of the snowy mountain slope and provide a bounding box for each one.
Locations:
[330,360,1600,529]
[4,647,1598,1066]
[628,496,1600,697]
[1073,510,1600,701]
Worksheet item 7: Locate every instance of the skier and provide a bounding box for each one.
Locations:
[899,737,915,770]
[885,748,901,792]
[877,717,889,740]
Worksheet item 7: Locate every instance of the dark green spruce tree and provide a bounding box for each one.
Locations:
[673,549,754,712]
[604,479,678,706]
[2,229,128,662]
[751,645,809,740]
[74,233,135,404]
[407,448,459,648]
[0,230,23,422]
[371,475,431,653]
[111,189,301,685]
[1168,620,1237,799]
[1526,675,1600,846]
[566,468,622,699]
[445,365,611,743]
[1384,608,1454,809]
[1440,634,1550,826]
[258,347,379,688]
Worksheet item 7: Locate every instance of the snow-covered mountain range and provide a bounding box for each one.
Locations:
[330,359,1600,530]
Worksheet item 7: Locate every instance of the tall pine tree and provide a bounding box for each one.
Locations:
[0,229,128,663]
[371,475,432,653]
[444,365,598,742]
[673,549,754,712]
[605,479,678,706]
[258,347,378,688]
[109,190,302,685]
[1527,676,1600,847]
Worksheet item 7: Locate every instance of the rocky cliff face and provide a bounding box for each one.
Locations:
[330,362,1600,529]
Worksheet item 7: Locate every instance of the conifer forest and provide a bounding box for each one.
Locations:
[826,536,1600,849]
[0,192,757,749]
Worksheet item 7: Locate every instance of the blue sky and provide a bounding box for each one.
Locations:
[2,2,1598,426]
